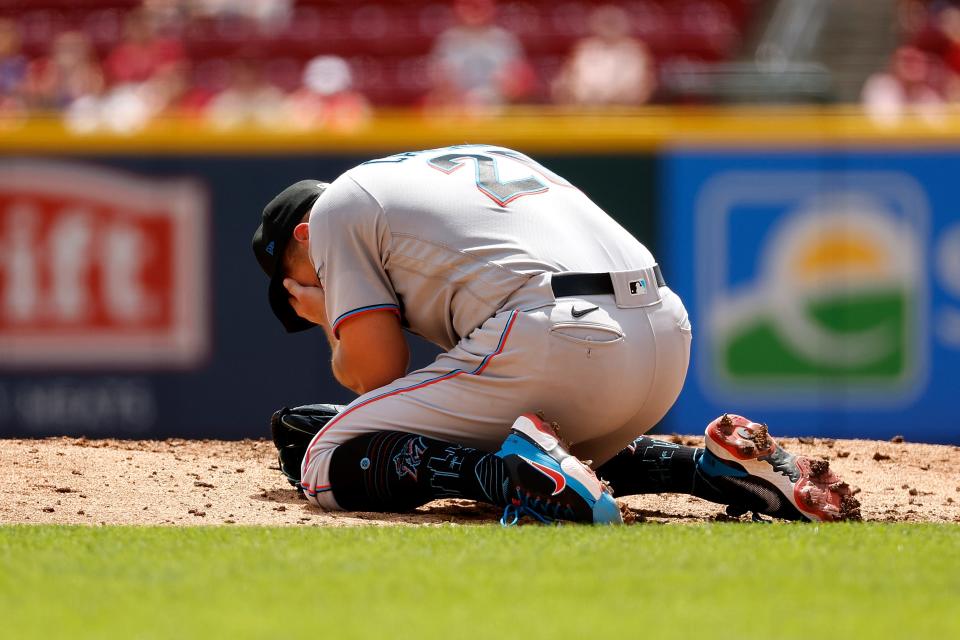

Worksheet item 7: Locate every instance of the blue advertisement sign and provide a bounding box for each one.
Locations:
[661,149,960,443]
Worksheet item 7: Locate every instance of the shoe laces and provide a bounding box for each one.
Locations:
[500,490,570,526]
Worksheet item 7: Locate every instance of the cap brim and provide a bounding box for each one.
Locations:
[268,275,317,333]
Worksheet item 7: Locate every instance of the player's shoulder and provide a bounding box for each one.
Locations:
[335,160,407,210]
[310,170,383,225]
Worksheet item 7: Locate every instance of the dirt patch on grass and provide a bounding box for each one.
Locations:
[1,435,957,526]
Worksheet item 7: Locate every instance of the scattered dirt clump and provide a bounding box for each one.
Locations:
[0,435,957,526]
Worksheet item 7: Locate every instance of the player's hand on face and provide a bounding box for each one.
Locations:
[284,278,329,327]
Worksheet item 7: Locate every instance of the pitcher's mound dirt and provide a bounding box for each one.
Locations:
[2,436,958,526]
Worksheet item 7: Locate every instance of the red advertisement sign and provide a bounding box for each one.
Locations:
[0,161,208,368]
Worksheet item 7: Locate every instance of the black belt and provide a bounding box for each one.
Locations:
[551,266,666,298]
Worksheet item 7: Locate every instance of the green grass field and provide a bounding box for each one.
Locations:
[1,524,957,639]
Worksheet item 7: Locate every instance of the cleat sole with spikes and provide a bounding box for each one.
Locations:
[705,414,862,522]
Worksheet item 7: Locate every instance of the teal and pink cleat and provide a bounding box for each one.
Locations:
[496,413,623,526]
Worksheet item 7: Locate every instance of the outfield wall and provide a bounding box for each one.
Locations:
[1,109,958,443]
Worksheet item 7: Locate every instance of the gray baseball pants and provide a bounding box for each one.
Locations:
[300,270,691,509]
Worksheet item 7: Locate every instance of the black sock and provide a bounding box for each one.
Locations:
[328,431,510,512]
[597,436,703,496]
[597,436,769,508]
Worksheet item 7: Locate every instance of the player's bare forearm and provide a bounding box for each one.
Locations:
[313,323,353,391]
[329,342,366,395]
[333,311,410,395]
[282,278,362,391]
[283,287,407,394]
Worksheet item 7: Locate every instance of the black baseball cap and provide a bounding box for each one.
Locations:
[252,180,328,333]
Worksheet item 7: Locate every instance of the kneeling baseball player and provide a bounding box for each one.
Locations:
[252,145,861,525]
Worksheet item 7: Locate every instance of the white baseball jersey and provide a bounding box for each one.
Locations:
[308,145,656,350]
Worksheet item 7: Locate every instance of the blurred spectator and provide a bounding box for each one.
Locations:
[60,7,190,135]
[147,60,209,118]
[426,0,536,109]
[65,60,199,134]
[204,60,284,129]
[190,0,293,33]
[552,5,656,106]
[0,18,27,117]
[900,0,954,58]
[25,31,104,110]
[141,0,191,33]
[862,46,945,126]
[935,7,960,76]
[284,55,371,132]
[105,8,184,86]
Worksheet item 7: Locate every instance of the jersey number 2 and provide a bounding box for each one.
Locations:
[427,153,548,207]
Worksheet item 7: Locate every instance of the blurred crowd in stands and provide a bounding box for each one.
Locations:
[0,0,748,131]
[0,0,752,132]
[863,0,960,124]
[9,0,960,132]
